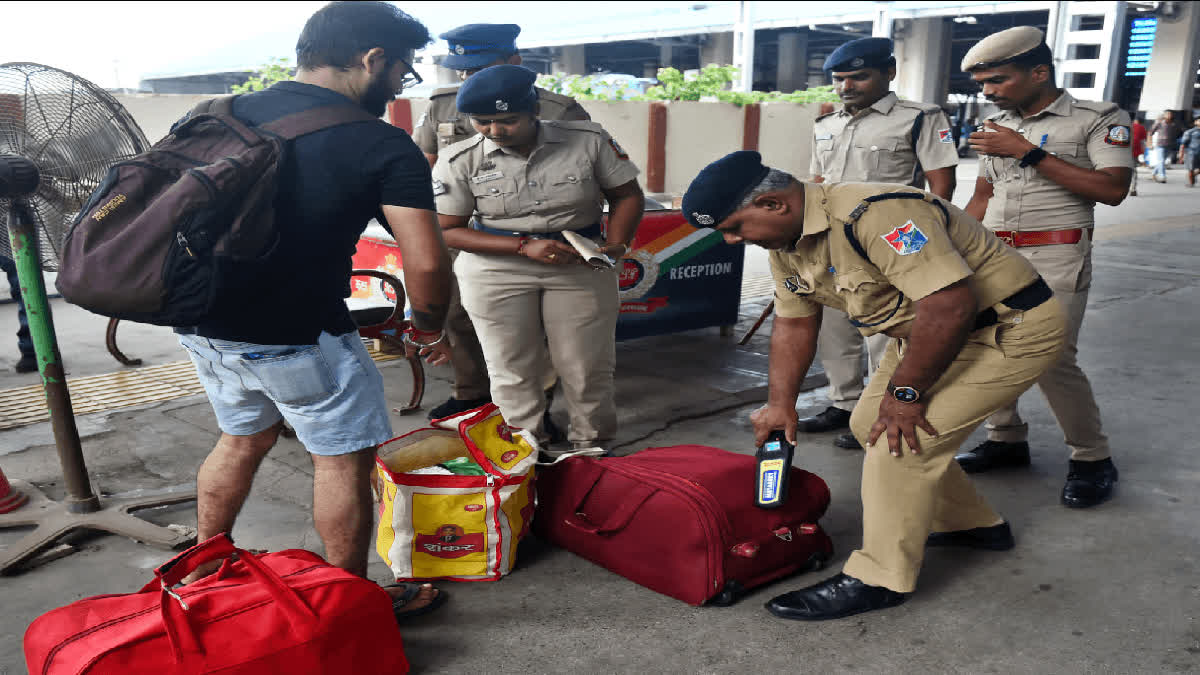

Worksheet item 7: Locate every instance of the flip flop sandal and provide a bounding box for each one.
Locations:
[386,582,448,621]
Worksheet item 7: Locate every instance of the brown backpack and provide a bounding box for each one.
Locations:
[56,96,379,326]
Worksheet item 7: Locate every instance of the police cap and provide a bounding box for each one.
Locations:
[440,23,521,70]
[456,65,538,115]
[682,151,771,228]
[823,37,894,73]
[961,26,1048,72]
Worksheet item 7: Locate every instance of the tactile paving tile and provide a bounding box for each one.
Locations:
[0,341,405,430]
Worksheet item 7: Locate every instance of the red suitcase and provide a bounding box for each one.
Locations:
[534,445,834,606]
[24,534,409,675]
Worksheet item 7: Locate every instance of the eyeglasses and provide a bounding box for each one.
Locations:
[397,58,423,90]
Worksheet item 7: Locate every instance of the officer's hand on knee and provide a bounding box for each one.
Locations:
[867,397,938,457]
[750,404,798,447]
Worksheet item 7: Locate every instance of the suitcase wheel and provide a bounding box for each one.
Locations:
[707,549,835,607]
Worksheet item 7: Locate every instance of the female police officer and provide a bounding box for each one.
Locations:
[431,65,643,452]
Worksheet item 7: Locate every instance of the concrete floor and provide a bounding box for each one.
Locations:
[1,167,1198,673]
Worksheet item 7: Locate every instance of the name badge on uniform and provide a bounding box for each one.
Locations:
[437,122,456,136]
[471,171,504,184]
[815,133,833,141]
[431,179,447,196]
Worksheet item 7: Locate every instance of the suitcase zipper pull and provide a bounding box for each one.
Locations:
[161,580,190,610]
[176,232,195,258]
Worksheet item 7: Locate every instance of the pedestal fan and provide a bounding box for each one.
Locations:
[0,62,195,573]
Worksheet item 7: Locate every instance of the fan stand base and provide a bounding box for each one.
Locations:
[0,480,197,574]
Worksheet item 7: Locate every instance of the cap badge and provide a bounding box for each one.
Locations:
[850,57,865,68]
[693,212,715,226]
[495,99,509,111]
[454,45,466,55]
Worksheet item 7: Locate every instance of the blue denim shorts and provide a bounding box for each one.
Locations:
[178,331,392,455]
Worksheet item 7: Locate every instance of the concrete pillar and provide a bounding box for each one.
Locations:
[553,45,587,75]
[872,1,894,39]
[1138,1,1200,113]
[702,32,734,67]
[733,1,756,92]
[1055,1,1126,102]
[894,17,951,105]
[776,31,808,93]
[659,44,675,70]
[644,63,660,78]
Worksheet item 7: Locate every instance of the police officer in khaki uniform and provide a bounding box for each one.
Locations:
[414,24,590,422]
[960,27,1133,508]
[803,37,960,450]
[681,151,1065,620]
[432,66,643,451]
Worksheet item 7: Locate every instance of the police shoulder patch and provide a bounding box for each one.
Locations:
[937,128,954,143]
[1104,124,1131,147]
[431,179,447,196]
[881,220,929,256]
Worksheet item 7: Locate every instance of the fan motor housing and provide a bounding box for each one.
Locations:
[0,155,40,199]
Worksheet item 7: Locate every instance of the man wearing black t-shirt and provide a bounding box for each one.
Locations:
[177,2,451,618]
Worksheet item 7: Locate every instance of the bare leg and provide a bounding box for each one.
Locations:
[311,447,437,610]
[182,423,282,583]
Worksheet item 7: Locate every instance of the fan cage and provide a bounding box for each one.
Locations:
[0,62,148,270]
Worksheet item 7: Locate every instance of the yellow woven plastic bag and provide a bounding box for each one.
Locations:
[374,404,539,581]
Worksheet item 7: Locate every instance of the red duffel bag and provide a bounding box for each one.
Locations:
[24,533,408,674]
[535,445,834,606]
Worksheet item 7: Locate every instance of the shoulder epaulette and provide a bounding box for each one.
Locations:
[431,85,461,99]
[1072,99,1119,116]
[542,119,604,134]
[443,134,485,162]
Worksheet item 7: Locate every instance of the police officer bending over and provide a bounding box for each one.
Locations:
[802,37,960,451]
[682,151,1065,620]
[432,65,643,453]
[960,27,1132,508]
[413,24,589,425]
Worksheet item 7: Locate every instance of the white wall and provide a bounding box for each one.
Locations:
[114,94,210,144]
[579,101,651,190]
[758,101,818,180]
[662,101,744,196]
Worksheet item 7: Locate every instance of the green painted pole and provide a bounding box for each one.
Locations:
[7,202,100,513]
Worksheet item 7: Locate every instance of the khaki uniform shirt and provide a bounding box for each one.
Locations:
[431,120,640,232]
[413,85,591,155]
[769,182,1039,336]
[810,92,958,187]
[979,92,1133,231]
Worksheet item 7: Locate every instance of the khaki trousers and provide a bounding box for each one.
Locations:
[455,252,618,445]
[817,307,892,412]
[984,235,1110,461]
[445,251,491,400]
[842,299,1066,592]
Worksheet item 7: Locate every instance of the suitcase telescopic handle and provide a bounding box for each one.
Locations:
[565,482,658,535]
[151,533,320,669]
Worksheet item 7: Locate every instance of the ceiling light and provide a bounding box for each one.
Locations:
[953,16,978,24]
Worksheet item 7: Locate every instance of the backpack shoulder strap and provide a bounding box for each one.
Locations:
[260,104,382,140]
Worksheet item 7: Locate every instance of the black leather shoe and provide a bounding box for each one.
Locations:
[833,433,862,450]
[797,407,852,433]
[15,353,37,374]
[1061,458,1118,508]
[428,396,491,420]
[765,573,908,621]
[955,440,1030,474]
[927,522,1014,550]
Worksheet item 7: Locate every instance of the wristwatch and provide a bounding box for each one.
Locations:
[887,383,921,403]
[1018,147,1048,168]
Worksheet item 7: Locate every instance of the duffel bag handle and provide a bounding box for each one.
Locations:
[152,533,319,670]
[565,482,657,536]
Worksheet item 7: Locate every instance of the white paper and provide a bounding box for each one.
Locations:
[562,230,615,270]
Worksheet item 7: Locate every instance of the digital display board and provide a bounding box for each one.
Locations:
[1125,17,1157,77]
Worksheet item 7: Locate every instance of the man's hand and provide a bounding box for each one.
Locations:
[968,121,1036,159]
[866,396,938,457]
[751,404,798,447]
[520,239,583,265]
[405,337,452,366]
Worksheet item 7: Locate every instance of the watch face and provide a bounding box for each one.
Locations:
[892,386,919,403]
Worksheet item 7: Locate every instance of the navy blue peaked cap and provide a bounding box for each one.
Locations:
[682,151,771,228]
[823,37,894,73]
[440,24,521,70]
[456,65,539,115]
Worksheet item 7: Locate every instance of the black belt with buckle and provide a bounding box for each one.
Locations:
[973,276,1053,332]
[474,222,603,243]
